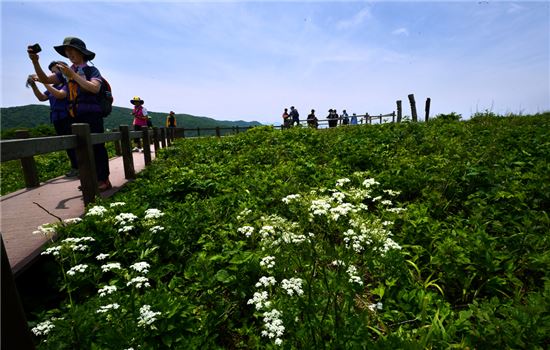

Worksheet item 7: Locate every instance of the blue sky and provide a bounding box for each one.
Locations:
[1,1,549,124]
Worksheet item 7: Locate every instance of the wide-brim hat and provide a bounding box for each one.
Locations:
[54,37,95,61]
[170,111,175,115]
[131,96,144,105]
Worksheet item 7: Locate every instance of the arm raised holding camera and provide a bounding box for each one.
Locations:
[27,45,61,85]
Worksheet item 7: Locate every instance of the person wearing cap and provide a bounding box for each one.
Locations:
[26,61,79,177]
[130,97,148,152]
[27,37,111,191]
[166,111,177,128]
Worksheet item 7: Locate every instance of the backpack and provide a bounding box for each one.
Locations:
[83,67,113,118]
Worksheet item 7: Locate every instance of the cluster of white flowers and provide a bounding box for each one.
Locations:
[335,178,351,187]
[96,303,120,313]
[62,237,95,244]
[331,191,346,203]
[343,228,374,253]
[238,226,254,237]
[331,260,346,267]
[41,246,62,256]
[137,304,161,328]
[383,189,401,196]
[367,302,383,312]
[127,276,150,289]
[261,309,285,345]
[98,285,118,297]
[114,213,138,226]
[63,217,82,224]
[150,225,165,233]
[346,265,363,285]
[386,207,407,213]
[130,261,150,274]
[380,199,393,206]
[32,224,57,237]
[330,202,357,221]
[144,208,164,220]
[281,194,301,204]
[259,225,276,239]
[118,225,134,233]
[31,320,55,336]
[377,237,402,255]
[255,276,277,288]
[260,256,275,269]
[66,264,88,276]
[363,178,380,188]
[96,253,110,261]
[281,278,304,296]
[309,198,331,217]
[237,208,252,221]
[87,205,108,217]
[109,202,126,207]
[101,262,122,272]
[247,291,271,310]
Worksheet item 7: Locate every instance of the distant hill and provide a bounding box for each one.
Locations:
[0,104,263,131]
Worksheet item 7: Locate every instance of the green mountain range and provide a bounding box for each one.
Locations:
[0,104,262,131]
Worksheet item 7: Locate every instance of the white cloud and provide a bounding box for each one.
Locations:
[336,7,372,30]
[507,3,525,14]
[392,27,409,36]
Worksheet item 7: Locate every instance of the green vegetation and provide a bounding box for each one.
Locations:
[23,113,550,348]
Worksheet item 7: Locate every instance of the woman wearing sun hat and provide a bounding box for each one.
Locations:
[130,96,149,152]
[28,37,111,191]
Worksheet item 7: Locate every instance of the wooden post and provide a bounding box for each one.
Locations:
[408,94,418,122]
[379,114,382,124]
[166,128,172,147]
[15,130,40,188]
[392,111,396,123]
[72,123,99,205]
[216,126,221,138]
[152,127,160,153]
[196,127,200,137]
[119,125,136,180]
[142,128,152,166]
[1,235,36,350]
[425,97,431,122]
[160,128,166,148]
[113,128,122,156]
[397,100,402,123]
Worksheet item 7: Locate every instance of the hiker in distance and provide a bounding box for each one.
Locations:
[130,96,149,152]
[26,60,79,178]
[290,106,300,127]
[28,36,112,191]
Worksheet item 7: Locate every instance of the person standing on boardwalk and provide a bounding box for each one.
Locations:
[307,109,318,129]
[130,96,148,152]
[26,61,79,177]
[290,106,300,127]
[282,108,290,129]
[350,113,358,125]
[166,111,177,128]
[341,109,350,125]
[28,37,111,191]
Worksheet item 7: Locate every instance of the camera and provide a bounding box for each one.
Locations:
[28,43,42,54]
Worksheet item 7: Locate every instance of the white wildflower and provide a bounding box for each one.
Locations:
[347,265,363,285]
[144,208,164,220]
[255,276,277,288]
[150,225,165,233]
[281,278,304,296]
[63,217,82,224]
[137,304,161,328]
[98,285,118,297]
[87,205,107,217]
[331,260,346,267]
[329,203,356,221]
[71,244,89,252]
[309,199,331,216]
[114,213,138,226]
[130,261,150,274]
[262,309,285,339]
[331,191,346,203]
[275,338,283,346]
[336,178,351,187]
[237,208,252,221]
[31,320,55,336]
[238,226,254,237]
[66,264,88,276]
[32,224,56,237]
[248,291,271,310]
[96,303,120,313]
[260,256,275,269]
[368,302,383,312]
[259,226,275,239]
[127,276,150,289]
[383,189,401,196]
[101,262,122,272]
[381,199,393,206]
[109,202,126,207]
[41,246,62,256]
[62,237,95,244]
[362,178,380,188]
[282,194,301,204]
[96,253,109,261]
[386,207,406,213]
[118,225,134,233]
[372,196,382,202]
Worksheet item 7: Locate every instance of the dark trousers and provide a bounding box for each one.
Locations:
[53,117,78,169]
[75,113,110,182]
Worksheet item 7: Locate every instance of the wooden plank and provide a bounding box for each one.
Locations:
[1,135,77,162]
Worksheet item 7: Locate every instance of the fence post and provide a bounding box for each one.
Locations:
[119,125,136,180]
[1,235,36,350]
[152,127,160,153]
[425,97,431,122]
[113,127,122,156]
[160,128,166,148]
[142,128,152,166]
[397,100,402,123]
[216,126,221,138]
[408,94,418,122]
[15,130,40,189]
[392,111,396,123]
[72,123,99,205]
[166,128,172,147]
[379,114,382,124]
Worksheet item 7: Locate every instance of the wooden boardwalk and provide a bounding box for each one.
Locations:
[1,150,155,276]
